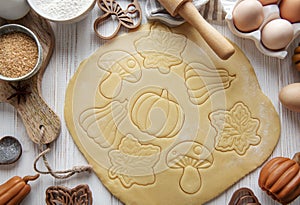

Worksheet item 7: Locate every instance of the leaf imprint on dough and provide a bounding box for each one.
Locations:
[134,26,187,74]
[108,134,161,188]
[79,100,128,148]
[209,102,261,155]
[184,63,236,105]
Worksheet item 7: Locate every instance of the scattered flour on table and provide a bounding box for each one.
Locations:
[32,0,92,20]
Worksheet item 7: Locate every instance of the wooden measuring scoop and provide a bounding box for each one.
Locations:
[157,0,235,60]
[0,11,60,144]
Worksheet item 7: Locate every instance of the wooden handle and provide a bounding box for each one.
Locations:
[157,0,191,16]
[14,85,61,144]
[0,11,60,144]
[157,0,235,60]
[178,2,235,60]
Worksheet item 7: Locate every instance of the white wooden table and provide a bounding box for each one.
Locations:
[1,1,300,204]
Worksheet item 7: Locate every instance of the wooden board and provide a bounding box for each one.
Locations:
[0,11,60,144]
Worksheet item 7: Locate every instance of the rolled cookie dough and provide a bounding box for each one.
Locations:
[65,22,280,205]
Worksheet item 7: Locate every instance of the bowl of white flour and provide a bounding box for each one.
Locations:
[27,0,96,23]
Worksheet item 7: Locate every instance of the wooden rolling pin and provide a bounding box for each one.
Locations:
[157,0,235,60]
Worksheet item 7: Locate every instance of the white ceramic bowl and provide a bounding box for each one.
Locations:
[226,0,300,59]
[27,0,96,23]
[0,0,30,20]
[0,24,43,81]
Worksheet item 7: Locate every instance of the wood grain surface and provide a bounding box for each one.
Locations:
[0,11,61,144]
[0,1,300,205]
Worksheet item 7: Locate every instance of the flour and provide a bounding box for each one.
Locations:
[31,0,93,20]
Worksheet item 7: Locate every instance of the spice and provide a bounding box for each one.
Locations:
[0,32,38,78]
[7,82,31,104]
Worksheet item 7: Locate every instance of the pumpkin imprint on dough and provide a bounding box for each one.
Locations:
[166,141,214,194]
[130,89,185,138]
[97,50,142,99]
[134,23,187,74]
[209,102,261,155]
[184,63,236,105]
[108,134,161,188]
[79,100,128,148]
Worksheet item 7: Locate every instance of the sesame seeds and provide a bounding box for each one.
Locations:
[0,32,38,78]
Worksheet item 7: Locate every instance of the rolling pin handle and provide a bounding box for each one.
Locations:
[158,0,192,16]
[178,2,235,60]
[157,0,235,60]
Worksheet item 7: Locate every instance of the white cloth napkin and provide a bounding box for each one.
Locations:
[145,0,228,26]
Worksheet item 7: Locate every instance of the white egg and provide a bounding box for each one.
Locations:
[233,0,264,32]
[261,19,294,50]
[0,0,30,20]
[279,83,300,112]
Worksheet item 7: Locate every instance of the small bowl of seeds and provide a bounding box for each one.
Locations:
[0,24,42,81]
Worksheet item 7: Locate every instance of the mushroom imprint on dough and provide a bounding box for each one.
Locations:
[97,50,142,99]
[166,141,213,194]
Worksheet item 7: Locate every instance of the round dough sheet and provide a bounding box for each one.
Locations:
[65,23,280,205]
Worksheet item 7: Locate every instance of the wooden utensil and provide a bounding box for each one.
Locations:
[0,11,60,144]
[157,0,235,60]
[94,0,142,39]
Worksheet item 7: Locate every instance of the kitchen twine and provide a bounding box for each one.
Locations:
[34,126,92,179]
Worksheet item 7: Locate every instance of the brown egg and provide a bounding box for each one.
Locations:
[280,0,300,23]
[261,19,294,50]
[259,0,277,6]
[233,0,264,32]
[279,83,300,112]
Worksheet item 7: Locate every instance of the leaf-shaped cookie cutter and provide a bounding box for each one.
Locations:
[45,184,93,205]
[94,0,142,39]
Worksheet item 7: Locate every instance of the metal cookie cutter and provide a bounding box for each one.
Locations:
[94,0,142,40]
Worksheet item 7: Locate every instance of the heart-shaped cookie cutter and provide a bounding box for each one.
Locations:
[94,0,142,40]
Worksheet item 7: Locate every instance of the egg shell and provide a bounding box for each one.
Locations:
[259,0,278,6]
[261,19,294,50]
[279,83,300,112]
[280,0,300,23]
[233,0,264,32]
